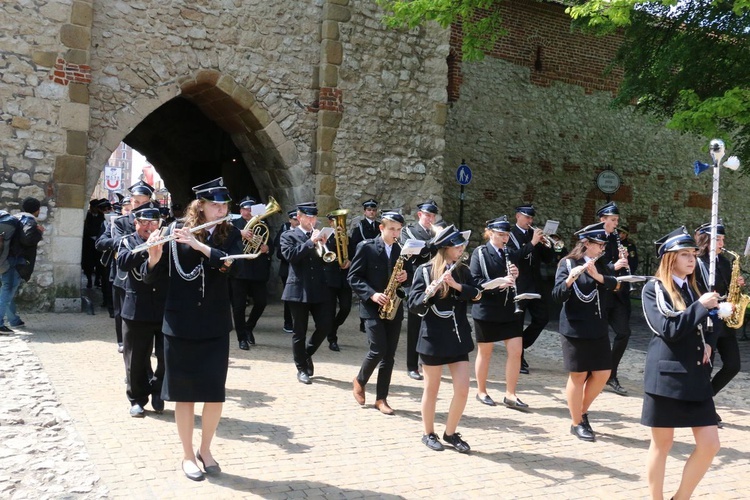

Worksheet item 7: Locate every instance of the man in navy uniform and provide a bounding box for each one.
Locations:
[349,199,380,333]
[274,210,299,333]
[325,211,352,351]
[506,204,554,374]
[596,202,631,395]
[116,202,167,417]
[399,199,440,380]
[280,202,334,384]
[230,196,273,350]
[349,210,409,415]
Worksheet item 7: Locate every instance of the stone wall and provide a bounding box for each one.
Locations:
[335,0,450,222]
[444,57,750,266]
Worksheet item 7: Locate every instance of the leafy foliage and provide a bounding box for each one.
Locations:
[568,0,750,161]
[376,0,506,60]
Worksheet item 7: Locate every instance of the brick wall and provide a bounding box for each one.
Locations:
[448,0,624,101]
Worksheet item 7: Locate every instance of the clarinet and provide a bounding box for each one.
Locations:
[504,248,523,315]
[615,233,631,275]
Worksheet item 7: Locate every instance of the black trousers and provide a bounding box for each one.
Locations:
[289,301,333,373]
[113,285,124,345]
[230,278,268,341]
[356,317,402,400]
[327,284,352,343]
[607,297,632,379]
[405,311,421,372]
[712,332,741,395]
[122,319,164,407]
[280,277,293,329]
[519,294,550,350]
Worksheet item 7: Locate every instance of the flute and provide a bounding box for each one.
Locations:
[130,215,231,253]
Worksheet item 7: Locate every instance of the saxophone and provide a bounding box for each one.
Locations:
[379,248,407,321]
[723,250,750,329]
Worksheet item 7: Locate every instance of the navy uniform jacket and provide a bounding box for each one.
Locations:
[116,232,167,323]
[641,279,715,401]
[348,217,380,258]
[323,233,348,289]
[348,236,405,321]
[603,232,630,304]
[143,222,242,339]
[280,226,327,303]
[231,217,273,282]
[407,262,479,357]
[507,225,554,294]
[274,222,291,282]
[399,223,435,293]
[469,242,519,323]
[695,253,733,337]
[552,257,618,339]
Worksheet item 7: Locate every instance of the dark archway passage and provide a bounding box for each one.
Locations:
[123,97,259,208]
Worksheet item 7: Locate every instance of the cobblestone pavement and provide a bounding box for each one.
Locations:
[2,302,750,499]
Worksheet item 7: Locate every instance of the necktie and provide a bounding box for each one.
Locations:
[305,231,311,239]
[680,282,693,304]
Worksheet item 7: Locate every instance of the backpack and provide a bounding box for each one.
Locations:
[0,210,21,274]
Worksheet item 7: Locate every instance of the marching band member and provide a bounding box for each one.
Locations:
[116,202,166,418]
[273,210,299,333]
[143,177,241,481]
[230,196,273,349]
[280,201,334,385]
[408,224,481,453]
[553,222,618,442]
[400,199,440,381]
[469,216,526,409]
[596,202,632,396]
[349,211,408,415]
[324,212,352,352]
[641,227,720,500]
[348,200,380,334]
[506,204,554,375]
[694,221,742,425]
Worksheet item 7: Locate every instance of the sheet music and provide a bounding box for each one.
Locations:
[744,236,750,257]
[400,238,426,256]
[514,292,542,301]
[616,275,650,283]
[250,203,266,217]
[316,227,335,240]
[542,220,559,235]
[482,277,513,290]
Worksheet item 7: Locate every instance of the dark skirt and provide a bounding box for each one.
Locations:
[473,318,522,343]
[162,333,229,402]
[560,334,612,372]
[420,353,470,366]
[641,393,718,428]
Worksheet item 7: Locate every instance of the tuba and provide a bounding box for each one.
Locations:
[328,208,349,267]
[242,196,281,255]
[722,250,750,329]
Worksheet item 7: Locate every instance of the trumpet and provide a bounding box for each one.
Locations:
[328,208,349,267]
[130,215,231,253]
[531,225,565,251]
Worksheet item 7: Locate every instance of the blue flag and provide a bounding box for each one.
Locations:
[694,161,711,176]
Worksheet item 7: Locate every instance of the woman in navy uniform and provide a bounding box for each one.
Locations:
[552,222,618,442]
[408,224,481,453]
[116,202,167,418]
[143,177,241,481]
[470,216,526,409]
[641,226,720,500]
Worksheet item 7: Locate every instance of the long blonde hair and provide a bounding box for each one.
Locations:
[654,251,699,311]
[429,247,466,299]
[182,199,231,245]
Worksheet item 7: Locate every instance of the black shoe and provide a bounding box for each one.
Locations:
[571,423,595,442]
[521,353,529,370]
[581,413,594,435]
[476,394,496,406]
[606,377,628,396]
[181,460,204,481]
[329,342,340,352]
[306,357,314,377]
[297,371,311,384]
[283,326,293,334]
[196,450,221,475]
[716,413,724,429]
[421,433,444,451]
[408,370,423,381]
[239,339,250,350]
[151,393,164,414]
[10,321,25,327]
[519,366,530,375]
[503,396,530,411]
[129,404,145,418]
[442,432,471,453]
[247,334,255,345]
[0,326,13,335]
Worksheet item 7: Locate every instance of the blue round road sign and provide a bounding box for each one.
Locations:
[456,163,472,185]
